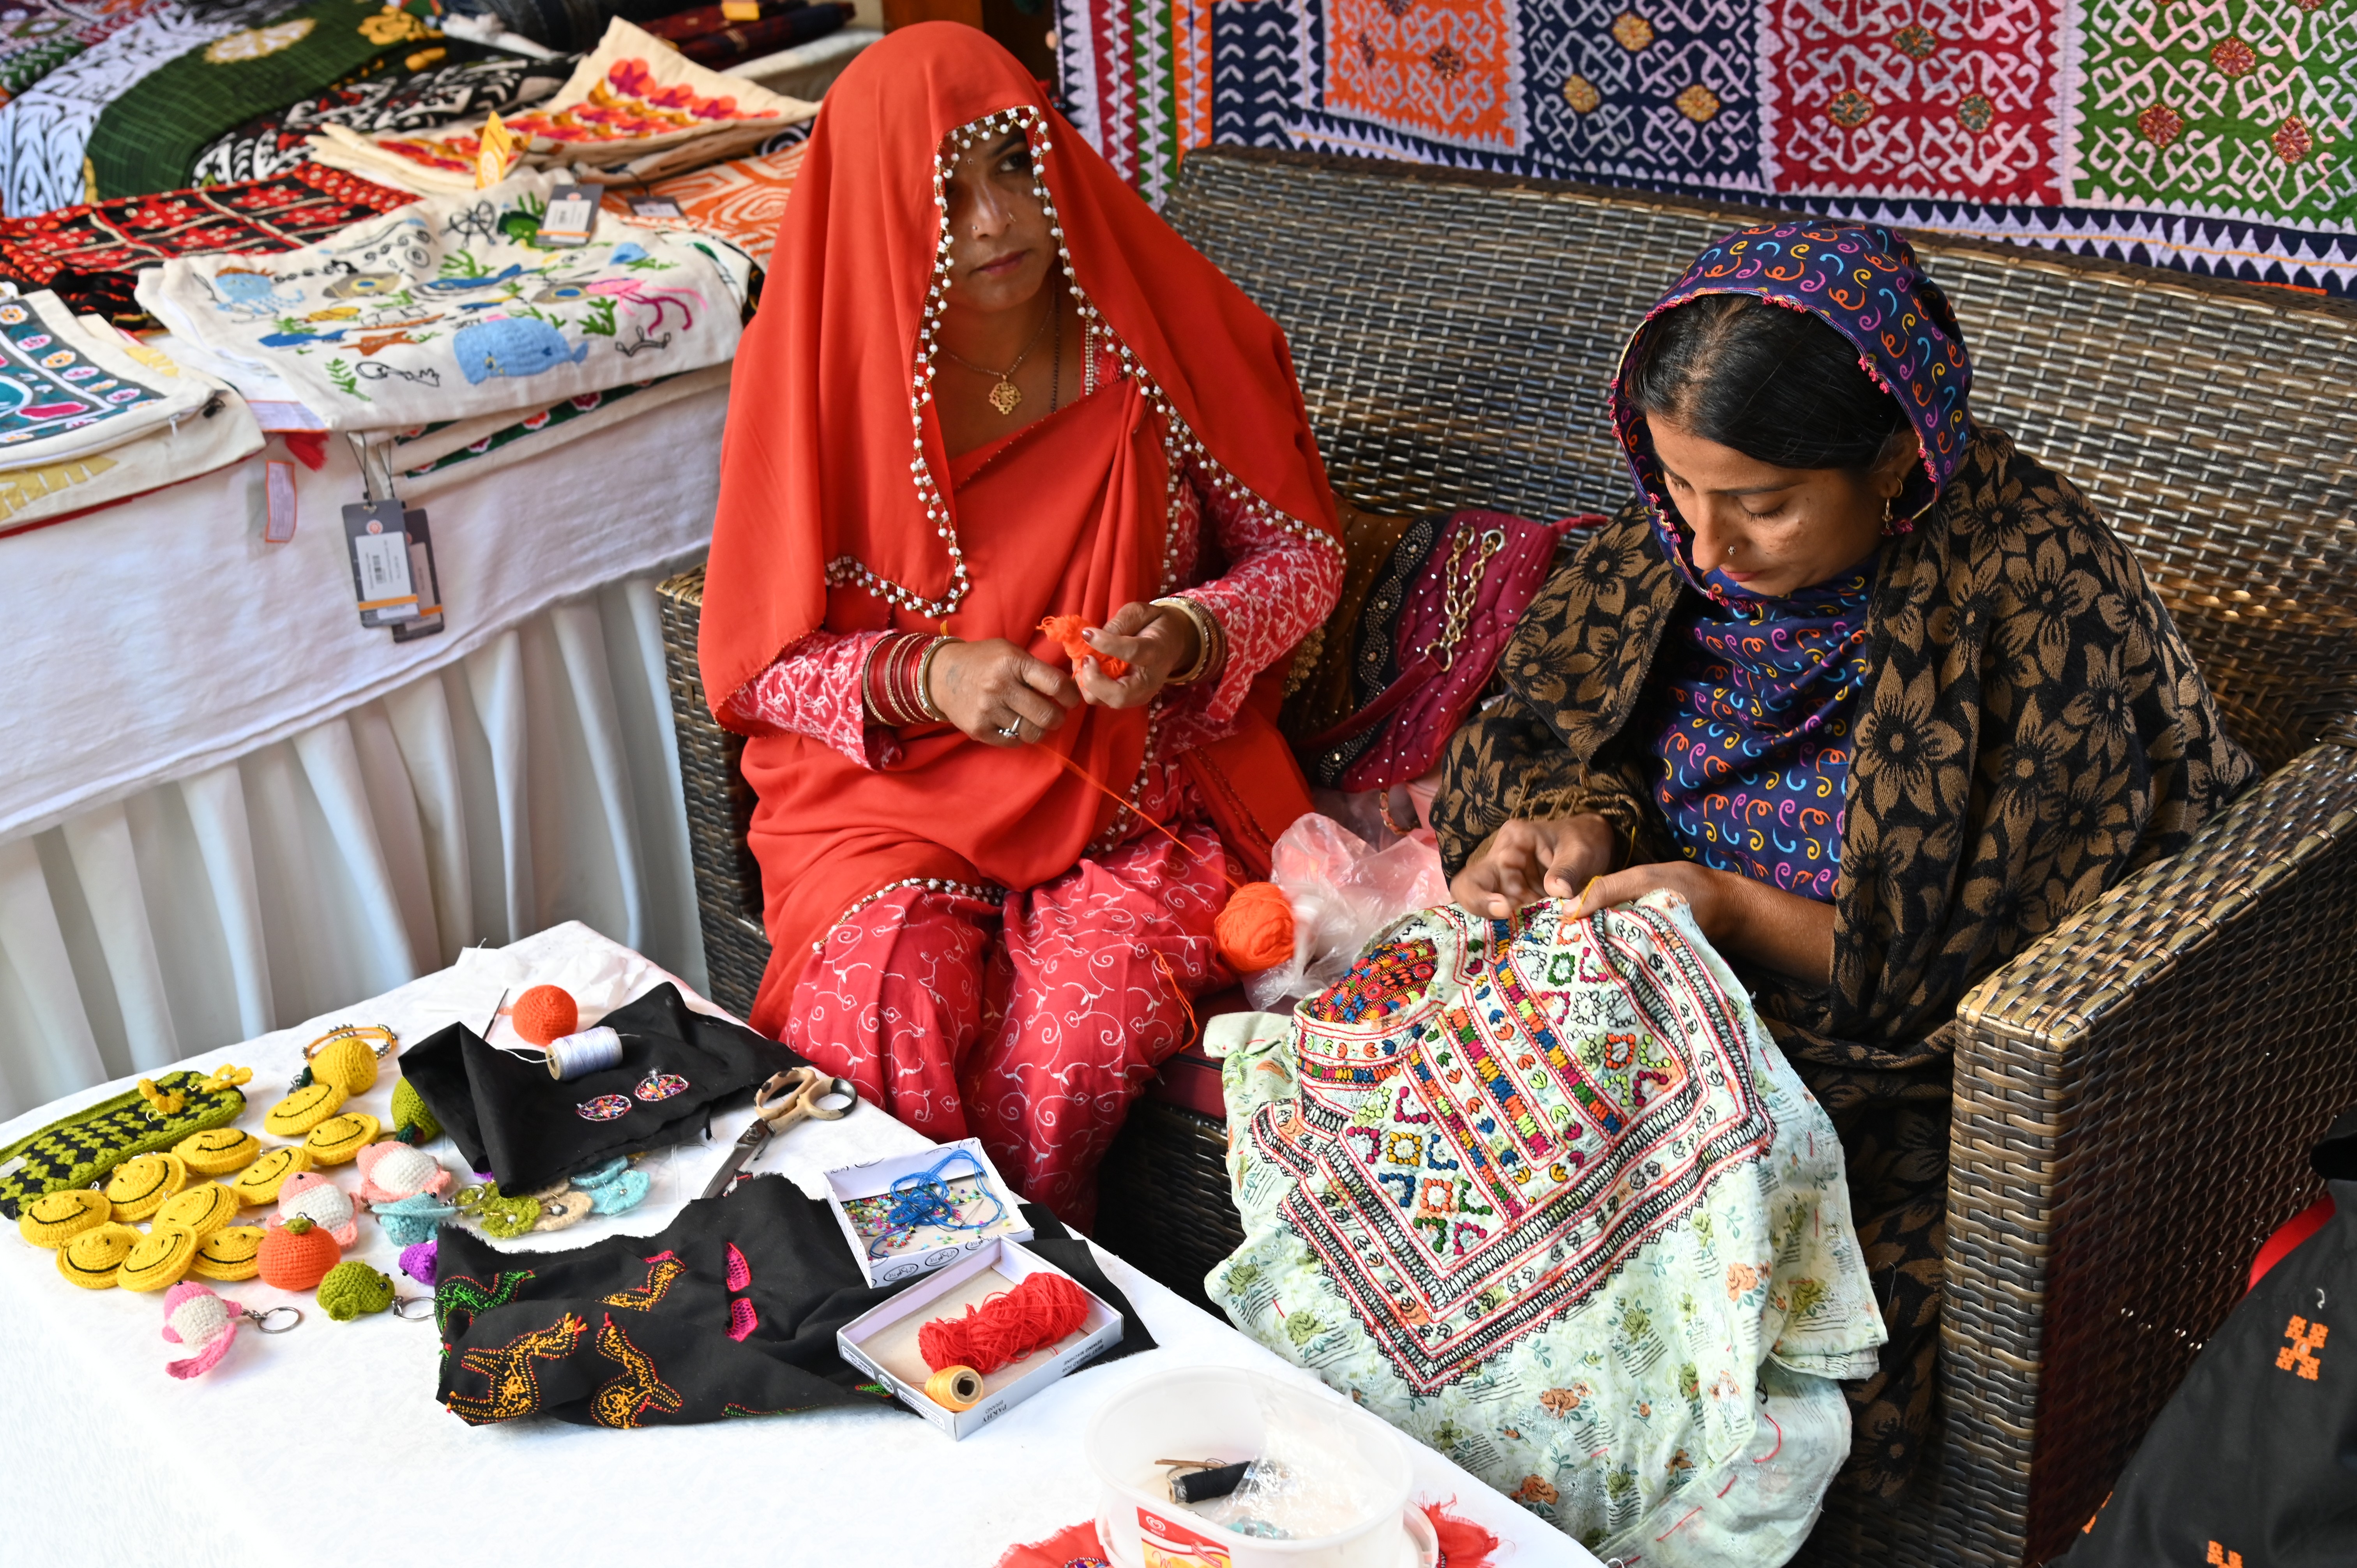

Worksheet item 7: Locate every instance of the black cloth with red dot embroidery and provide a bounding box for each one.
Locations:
[401,982,805,1191]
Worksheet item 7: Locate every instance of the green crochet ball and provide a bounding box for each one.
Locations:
[390,1078,440,1146]
[318,1260,395,1321]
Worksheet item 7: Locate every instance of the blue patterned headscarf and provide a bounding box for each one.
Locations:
[1609,221,1975,903]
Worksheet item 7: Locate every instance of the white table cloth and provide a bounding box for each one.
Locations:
[0,922,1586,1568]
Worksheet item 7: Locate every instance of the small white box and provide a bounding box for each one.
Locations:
[822,1137,1032,1287]
[836,1238,1125,1440]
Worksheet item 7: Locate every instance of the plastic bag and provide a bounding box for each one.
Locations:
[1243,812,1449,1011]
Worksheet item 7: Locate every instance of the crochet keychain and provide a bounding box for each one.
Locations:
[161,1280,299,1379]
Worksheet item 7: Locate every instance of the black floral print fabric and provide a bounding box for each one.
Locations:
[1435,426,2259,1494]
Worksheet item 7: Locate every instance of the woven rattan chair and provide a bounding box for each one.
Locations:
[654,145,2357,1568]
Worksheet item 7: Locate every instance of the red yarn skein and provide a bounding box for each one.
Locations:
[1039,615,1132,679]
[1214,881,1296,973]
[919,1271,1092,1374]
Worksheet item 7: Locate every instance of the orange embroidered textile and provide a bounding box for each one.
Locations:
[597,145,804,270]
[698,25,1338,1020]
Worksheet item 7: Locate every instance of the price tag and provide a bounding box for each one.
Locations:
[342,499,419,625]
[475,109,514,190]
[539,182,597,247]
[390,507,446,642]
[263,459,297,543]
[627,194,684,221]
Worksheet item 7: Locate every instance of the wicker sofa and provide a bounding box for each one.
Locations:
[656,147,2357,1568]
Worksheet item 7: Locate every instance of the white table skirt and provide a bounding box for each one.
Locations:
[0,387,730,1120]
[0,923,1583,1568]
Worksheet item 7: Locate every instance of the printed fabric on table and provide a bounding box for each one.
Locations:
[0,288,218,462]
[0,161,412,328]
[596,143,803,270]
[1213,892,1885,1566]
[0,0,165,107]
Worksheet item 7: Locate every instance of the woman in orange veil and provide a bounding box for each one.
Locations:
[699,25,1342,1225]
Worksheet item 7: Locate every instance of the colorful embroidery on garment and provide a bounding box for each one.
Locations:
[602,1250,686,1310]
[0,295,164,445]
[590,1313,686,1428]
[576,1093,633,1122]
[633,1068,689,1102]
[1299,937,1440,1027]
[727,1297,758,1341]
[434,1266,536,1349]
[725,1243,749,1291]
[2277,1315,2328,1380]
[445,1311,587,1423]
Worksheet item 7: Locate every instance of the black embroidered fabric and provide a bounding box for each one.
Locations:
[401,982,803,1190]
[435,1180,1158,1428]
[1302,511,1444,786]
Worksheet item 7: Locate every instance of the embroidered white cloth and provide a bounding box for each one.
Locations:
[0,291,222,465]
[1212,892,1886,1567]
[135,171,750,431]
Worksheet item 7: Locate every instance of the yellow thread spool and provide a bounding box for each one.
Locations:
[925,1365,984,1412]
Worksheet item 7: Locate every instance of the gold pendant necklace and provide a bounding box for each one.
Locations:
[940,298,1056,417]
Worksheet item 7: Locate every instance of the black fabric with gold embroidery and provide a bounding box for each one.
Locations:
[401,982,804,1192]
[435,1178,1155,1427]
[2056,1109,2357,1567]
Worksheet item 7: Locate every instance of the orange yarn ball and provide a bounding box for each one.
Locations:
[511,985,578,1046]
[1214,881,1296,973]
[256,1217,341,1292]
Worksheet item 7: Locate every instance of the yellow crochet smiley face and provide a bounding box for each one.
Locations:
[58,1222,141,1288]
[226,1145,313,1206]
[303,1112,381,1166]
[17,1188,113,1248]
[190,1225,266,1282]
[264,1081,347,1138]
[118,1227,198,1293]
[175,1127,261,1176]
[106,1152,191,1221]
[154,1183,240,1241]
[309,1032,382,1096]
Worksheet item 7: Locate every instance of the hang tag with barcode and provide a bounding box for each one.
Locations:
[628,194,683,221]
[539,183,597,247]
[343,499,419,625]
[390,507,447,642]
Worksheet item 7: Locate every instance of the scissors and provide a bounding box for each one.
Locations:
[699,1065,858,1199]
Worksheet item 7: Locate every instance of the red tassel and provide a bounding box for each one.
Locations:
[1421,1497,1500,1568]
[1039,614,1132,678]
[919,1270,1092,1374]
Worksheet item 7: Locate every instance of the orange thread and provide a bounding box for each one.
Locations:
[1043,749,1242,890]
[918,1271,1092,1374]
[1151,950,1198,1042]
[1039,614,1132,678]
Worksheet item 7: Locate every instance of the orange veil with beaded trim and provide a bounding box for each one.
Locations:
[697,25,1338,1030]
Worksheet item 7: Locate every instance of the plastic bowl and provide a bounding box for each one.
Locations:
[1086,1366,1414,1568]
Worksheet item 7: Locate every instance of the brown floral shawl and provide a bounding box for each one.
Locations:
[1435,425,2258,1494]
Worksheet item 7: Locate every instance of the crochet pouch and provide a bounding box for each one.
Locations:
[0,1067,249,1219]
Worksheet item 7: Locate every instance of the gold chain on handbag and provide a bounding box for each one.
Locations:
[1422,526,1507,670]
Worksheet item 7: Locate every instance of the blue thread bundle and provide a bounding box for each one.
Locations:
[863,1148,1007,1259]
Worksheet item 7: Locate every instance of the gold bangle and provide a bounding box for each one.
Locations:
[1151,596,1221,686]
[915,636,953,722]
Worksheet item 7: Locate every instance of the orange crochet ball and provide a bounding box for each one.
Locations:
[1214,881,1296,973]
[511,985,578,1047]
[255,1216,341,1292]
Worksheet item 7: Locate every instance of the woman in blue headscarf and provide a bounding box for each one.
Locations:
[1434,221,2256,1494]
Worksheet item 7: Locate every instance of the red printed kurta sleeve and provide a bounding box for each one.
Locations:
[721,629,896,768]
[1164,461,1343,738]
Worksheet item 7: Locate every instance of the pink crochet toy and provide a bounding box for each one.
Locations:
[268,1171,358,1247]
[353,1141,453,1206]
[162,1281,237,1379]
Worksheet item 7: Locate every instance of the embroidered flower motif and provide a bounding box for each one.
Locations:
[1828,89,1876,128]
[1955,92,1994,132]
[1512,1474,1560,1506]
[1610,11,1654,51]
[204,19,313,62]
[1891,23,1935,60]
[2137,104,2185,147]
[576,1094,633,1122]
[1429,44,1465,79]
[1562,74,1602,113]
[1673,85,1720,124]
[2208,37,2256,77]
[2272,115,2313,163]
[634,1069,689,1103]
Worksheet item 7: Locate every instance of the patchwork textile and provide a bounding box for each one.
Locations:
[307,16,814,194]
[0,160,410,327]
[435,1176,1156,1428]
[187,43,571,185]
[0,0,164,106]
[85,0,442,198]
[0,288,219,462]
[597,143,801,268]
[135,170,752,430]
[1211,893,1883,1562]
[1056,0,2357,293]
[0,0,284,217]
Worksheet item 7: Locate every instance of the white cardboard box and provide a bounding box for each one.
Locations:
[822,1137,1032,1287]
[836,1237,1125,1441]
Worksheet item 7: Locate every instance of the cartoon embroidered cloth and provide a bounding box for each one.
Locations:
[398,982,805,1192]
[1210,892,1885,1566]
[435,1174,1158,1428]
[84,0,443,199]
[0,161,412,328]
[597,143,802,271]
[0,288,221,464]
[134,170,751,430]
[306,17,814,195]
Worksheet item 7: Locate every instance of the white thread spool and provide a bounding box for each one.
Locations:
[544,1026,625,1080]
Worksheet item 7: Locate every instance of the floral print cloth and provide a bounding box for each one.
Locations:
[1211,892,1884,1564]
[136,170,749,429]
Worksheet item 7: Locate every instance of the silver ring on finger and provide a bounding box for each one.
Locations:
[997,719,1023,739]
